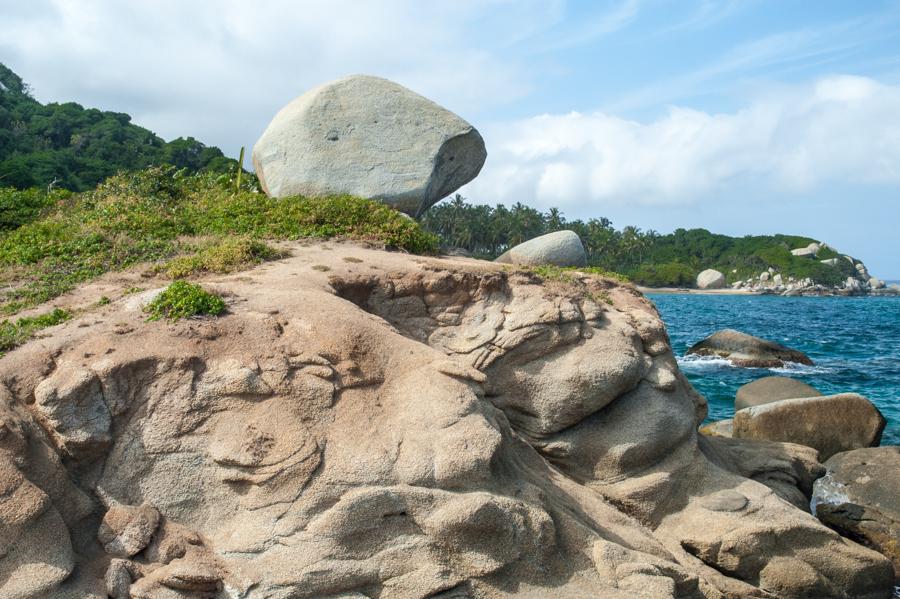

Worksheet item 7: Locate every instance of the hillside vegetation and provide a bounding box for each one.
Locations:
[422,195,857,286]
[0,167,437,318]
[0,62,234,191]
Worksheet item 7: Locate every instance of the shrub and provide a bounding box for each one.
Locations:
[0,167,438,315]
[144,281,226,321]
[160,237,285,278]
[0,307,71,354]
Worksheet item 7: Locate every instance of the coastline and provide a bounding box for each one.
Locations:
[639,286,755,295]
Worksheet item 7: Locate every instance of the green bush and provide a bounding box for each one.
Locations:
[629,262,694,287]
[144,281,226,321]
[0,167,438,315]
[0,307,71,354]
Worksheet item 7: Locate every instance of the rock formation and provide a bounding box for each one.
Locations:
[687,329,814,368]
[252,75,487,217]
[494,230,587,267]
[0,243,893,598]
[735,376,822,411]
[812,447,900,577]
[695,269,725,290]
[733,393,886,461]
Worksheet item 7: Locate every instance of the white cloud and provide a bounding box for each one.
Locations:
[464,75,900,210]
[0,0,551,155]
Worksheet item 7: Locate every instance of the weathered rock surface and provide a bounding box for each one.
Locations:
[733,393,886,461]
[494,230,587,267]
[687,328,814,367]
[791,242,821,257]
[0,243,892,598]
[735,376,822,411]
[812,447,900,577]
[252,75,487,216]
[696,269,725,290]
[699,418,733,438]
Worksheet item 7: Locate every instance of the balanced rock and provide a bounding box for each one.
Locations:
[812,447,900,576]
[686,328,814,367]
[735,376,822,410]
[252,75,487,216]
[494,230,586,267]
[733,393,886,460]
[696,269,725,289]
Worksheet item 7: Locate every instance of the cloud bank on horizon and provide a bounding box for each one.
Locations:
[1,0,899,275]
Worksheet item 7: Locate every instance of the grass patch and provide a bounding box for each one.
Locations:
[159,237,286,278]
[144,281,226,321]
[0,307,72,354]
[0,167,438,315]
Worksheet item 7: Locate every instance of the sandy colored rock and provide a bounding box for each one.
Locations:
[687,328,814,367]
[97,503,160,557]
[813,446,900,577]
[735,375,822,410]
[699,418,733,438]
[733,393,886,461]
[0,242,892,598]
[696,269,725,290]
[494,230,587,267]
[252,75,486,216]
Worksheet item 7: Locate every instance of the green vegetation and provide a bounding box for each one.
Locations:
[0,62,235,191]
[423,195,856,287]
[0,167,436,316]
[0,307,71,354]
[160,237,285,278]
[144,281,225,321]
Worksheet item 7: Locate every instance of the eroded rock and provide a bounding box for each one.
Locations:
[687,328,814,368]
[0,243,892,598]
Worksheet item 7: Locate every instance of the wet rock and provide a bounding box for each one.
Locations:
[686,328,813,368]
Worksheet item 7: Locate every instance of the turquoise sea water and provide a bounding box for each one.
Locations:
[647,293,900,445]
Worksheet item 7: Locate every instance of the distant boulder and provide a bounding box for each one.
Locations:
[495,230,587,267]
[820,258,840,266]
[686,329,813,368]
[791,242,820,258]
[735,376,822,411]
[253,75,487,217]
[696,269,725,289]
[733,393,886,461]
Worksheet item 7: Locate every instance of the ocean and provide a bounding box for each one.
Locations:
[647,293,900,445]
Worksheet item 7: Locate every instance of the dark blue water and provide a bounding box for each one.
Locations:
[647,293,900,445]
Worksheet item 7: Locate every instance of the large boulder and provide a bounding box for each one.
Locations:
[791,242,821,257]
[494,230,587,267]
[696,269,725,289]
[733,393,886,460]
[813,447,900,577]
[0,243,893,598]
[735,376,822,411]
[686,328,814,367]
[252,75,487,216]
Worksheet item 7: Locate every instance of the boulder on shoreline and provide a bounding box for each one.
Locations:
[735,376,822,411]
[732,393,886,461]
[813,446,900,577]
[686,328,814,367]
[252,75,487,216]
[494,230,587,267]
[696,268,725,289]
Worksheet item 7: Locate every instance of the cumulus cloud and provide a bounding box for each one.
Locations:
[464,75,900,210]
[0,0,553,154]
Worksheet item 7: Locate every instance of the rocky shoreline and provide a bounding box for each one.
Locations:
[2,241,897,598]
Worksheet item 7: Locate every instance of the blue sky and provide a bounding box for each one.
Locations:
[2,0,900,276]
